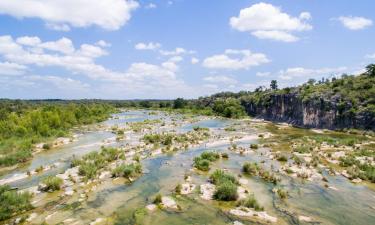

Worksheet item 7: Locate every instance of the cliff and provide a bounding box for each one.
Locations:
[242,93,375,130]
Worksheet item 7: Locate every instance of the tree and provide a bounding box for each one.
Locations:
[173,98,187,109]
[270,80,278,90]
[365,64,375,77]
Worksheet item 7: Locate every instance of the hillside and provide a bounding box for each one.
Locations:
[196,64,375,130]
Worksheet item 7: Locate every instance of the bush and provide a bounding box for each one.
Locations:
[276,188,288,199]
[41,176,63,192]
[153,194,162,204]
[175,184,182,194]
[200,151,220,161]
[193,158,210,171]
[238,194,264,211]
[277,155,288,162]
[242,162,259,176]
[42,143,51,150]
[0,185,33,220]
[210,170,238,185]
[250,144,258,149]
[221,153,229,159]
[214,181,238,201]
[112,163,142,179]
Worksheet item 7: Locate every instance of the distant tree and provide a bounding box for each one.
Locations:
[139,101,152,108]
[270,80,278,90]
[173,98,187,109]
[307,79,316,85]
[365,64,375,77]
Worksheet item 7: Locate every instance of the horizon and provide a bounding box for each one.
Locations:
[0,0,374,99]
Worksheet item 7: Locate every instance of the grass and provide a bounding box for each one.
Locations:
[193,151,220,171]
[0,185,33,221]
[111,163,142,179]
[237,194,264,211]
[242,162,260,176]
[210,170,239,201]
[41,176,63,192]
[153,194,162,204]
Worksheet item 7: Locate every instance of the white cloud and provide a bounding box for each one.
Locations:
[0,0,139,31]
[145,3,156,9]
[191,57,199,64]
[39,37,75,54]
[27,75,90,90]
[135,42,161,50]
[0,61,27,75]
[251,30,299,42]
[203,75,237,85]
[16,36,41,46]
[365,53,375,60]
[45,23,71,32]
[160,47,194,56]
[203,49,269,70]
[0,35,200,99]
[230,2,312,42]
[278,67,348,80]
[96,40,111,48]
[337,16,373,30]
[256,72,270,77]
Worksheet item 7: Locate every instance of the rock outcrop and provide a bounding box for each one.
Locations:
[242,93,375,130]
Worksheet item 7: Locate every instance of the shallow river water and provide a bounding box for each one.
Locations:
[2,110,375,225]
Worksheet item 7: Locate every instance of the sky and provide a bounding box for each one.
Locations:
[0,0,374,99]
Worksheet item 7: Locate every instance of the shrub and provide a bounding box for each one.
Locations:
[41,176,63,192]
[193,158,210,171]
[277,155,288,162]
[153,194,162,204]
[221,153,229,159]
[238,194,264,211]
[200,151,220,161]
[250,144,258,149]
[210,170,238,185]
[0,185,33,220]
[242,162,259,176]
[42,143,51,150]
[213,181,238,201]
[175,184,182,194]
[112,163,142,179]
[276,188,288,199]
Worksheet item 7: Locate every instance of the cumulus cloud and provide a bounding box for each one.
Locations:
[191,57,199,64]
[0,0,139,31]
[278,67,348,80]
[337,16,373,30]
[0,61,27,75]
[135,42,161,50]
[159,47,195,56]
[202,49,269,70]
[0,35,198,99]
[230,2,312,42]
[203,75,237,85]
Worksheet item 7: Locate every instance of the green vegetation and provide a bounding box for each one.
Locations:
[339,155,375,182]
[237,194,264,211]
[112,163,142,179]
[153,194,162,204]
[41,176,63,192]
[242,162,278,184]
[0,101,115,167]
[210,170,239,201]
[0,185,33,221]
[175,184,182,194]
[72,147,120,180]
[193,151,220,171]
[242,162,260,176]
[212,98,246,119]
[250,144,258,149]
[276,188,288,199]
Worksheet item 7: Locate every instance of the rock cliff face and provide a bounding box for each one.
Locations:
[242,94,375,130]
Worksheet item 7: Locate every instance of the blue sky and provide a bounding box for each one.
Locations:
[0,0,374,99]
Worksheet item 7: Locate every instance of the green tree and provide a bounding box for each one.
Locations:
[270,80,278,90]
[173,98,187,109]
